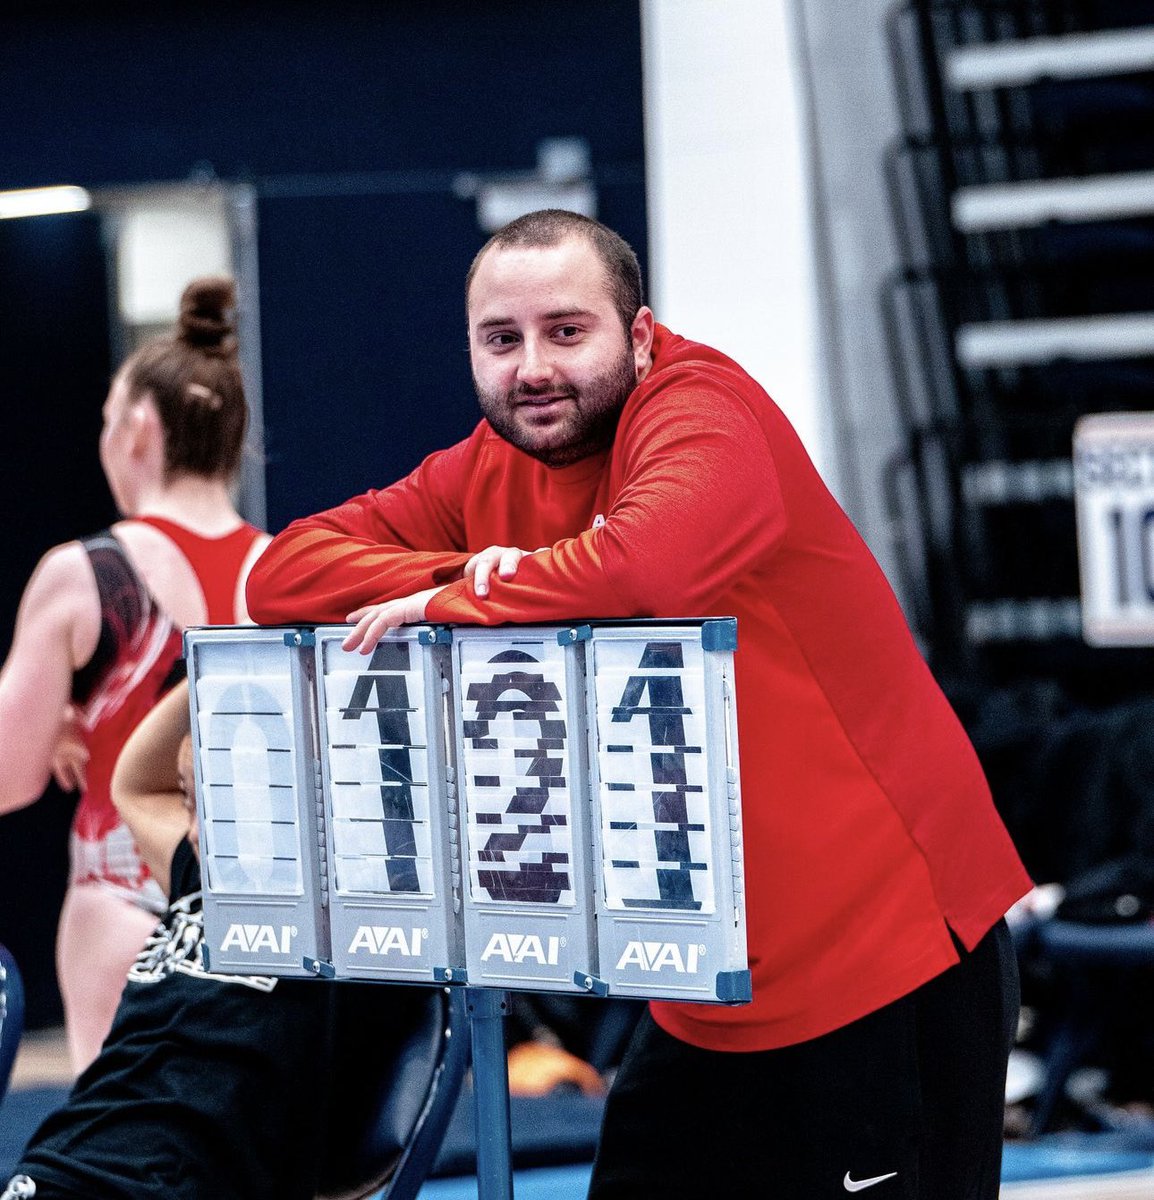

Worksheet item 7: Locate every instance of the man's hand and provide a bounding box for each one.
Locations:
[343,586,445,655]
[463,545,548,597]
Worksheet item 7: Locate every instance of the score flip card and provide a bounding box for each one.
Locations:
[185,628,328,976]
[314,628,464,982]
[585,621,748,1002]
[452,629,597,991]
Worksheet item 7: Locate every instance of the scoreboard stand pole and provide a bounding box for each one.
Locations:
[466,987,514,1200]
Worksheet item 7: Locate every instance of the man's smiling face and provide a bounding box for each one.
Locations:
[467,236,652,467]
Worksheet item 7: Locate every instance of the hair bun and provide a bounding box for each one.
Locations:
[178,276,237,353]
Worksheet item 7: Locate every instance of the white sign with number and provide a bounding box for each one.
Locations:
[1074,412,1154,646]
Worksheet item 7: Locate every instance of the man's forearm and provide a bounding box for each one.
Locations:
[247,525,471,624]
[248,434,479,625]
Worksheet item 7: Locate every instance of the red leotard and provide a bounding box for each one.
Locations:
[70,517,262,910]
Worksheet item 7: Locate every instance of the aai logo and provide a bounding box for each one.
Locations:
[616,941,703,974]
[221,923,296,955]
[347,926,426,957]
[480,932,561,966]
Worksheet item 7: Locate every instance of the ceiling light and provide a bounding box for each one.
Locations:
[0,185,92,220]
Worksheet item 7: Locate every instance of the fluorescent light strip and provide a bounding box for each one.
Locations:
[0,185,92,220]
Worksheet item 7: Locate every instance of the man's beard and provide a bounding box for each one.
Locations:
[475,344,638,468]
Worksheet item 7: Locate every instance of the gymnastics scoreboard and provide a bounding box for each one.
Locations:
[184,620,749,1005]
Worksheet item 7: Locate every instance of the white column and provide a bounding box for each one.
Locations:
[640,0,835,489]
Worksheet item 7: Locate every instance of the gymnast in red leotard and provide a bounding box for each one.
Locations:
[0,277,268,1071]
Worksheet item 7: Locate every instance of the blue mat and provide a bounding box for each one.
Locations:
[1002,1140,1154,1182]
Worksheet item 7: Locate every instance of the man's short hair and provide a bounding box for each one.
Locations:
[466,209,644,334]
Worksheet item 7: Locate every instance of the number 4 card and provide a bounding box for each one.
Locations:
[586,622,749,1003]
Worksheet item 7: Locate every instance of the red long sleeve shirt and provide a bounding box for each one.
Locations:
[248,325,1030,1051]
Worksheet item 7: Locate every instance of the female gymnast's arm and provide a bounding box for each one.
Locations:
[0,543,99,814]
[111,681,194,898]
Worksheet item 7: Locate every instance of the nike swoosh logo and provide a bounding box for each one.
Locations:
[844,1171,898,1192]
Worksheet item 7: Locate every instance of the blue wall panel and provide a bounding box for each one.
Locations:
[0,0,647,526]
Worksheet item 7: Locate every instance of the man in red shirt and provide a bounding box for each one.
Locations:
[247,210,1030,1199]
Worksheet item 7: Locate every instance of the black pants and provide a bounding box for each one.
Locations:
[588,921,1018,1199]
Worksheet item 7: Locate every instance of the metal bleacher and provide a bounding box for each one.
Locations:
[883,0,1154,1151]
[883,0,1154,696]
